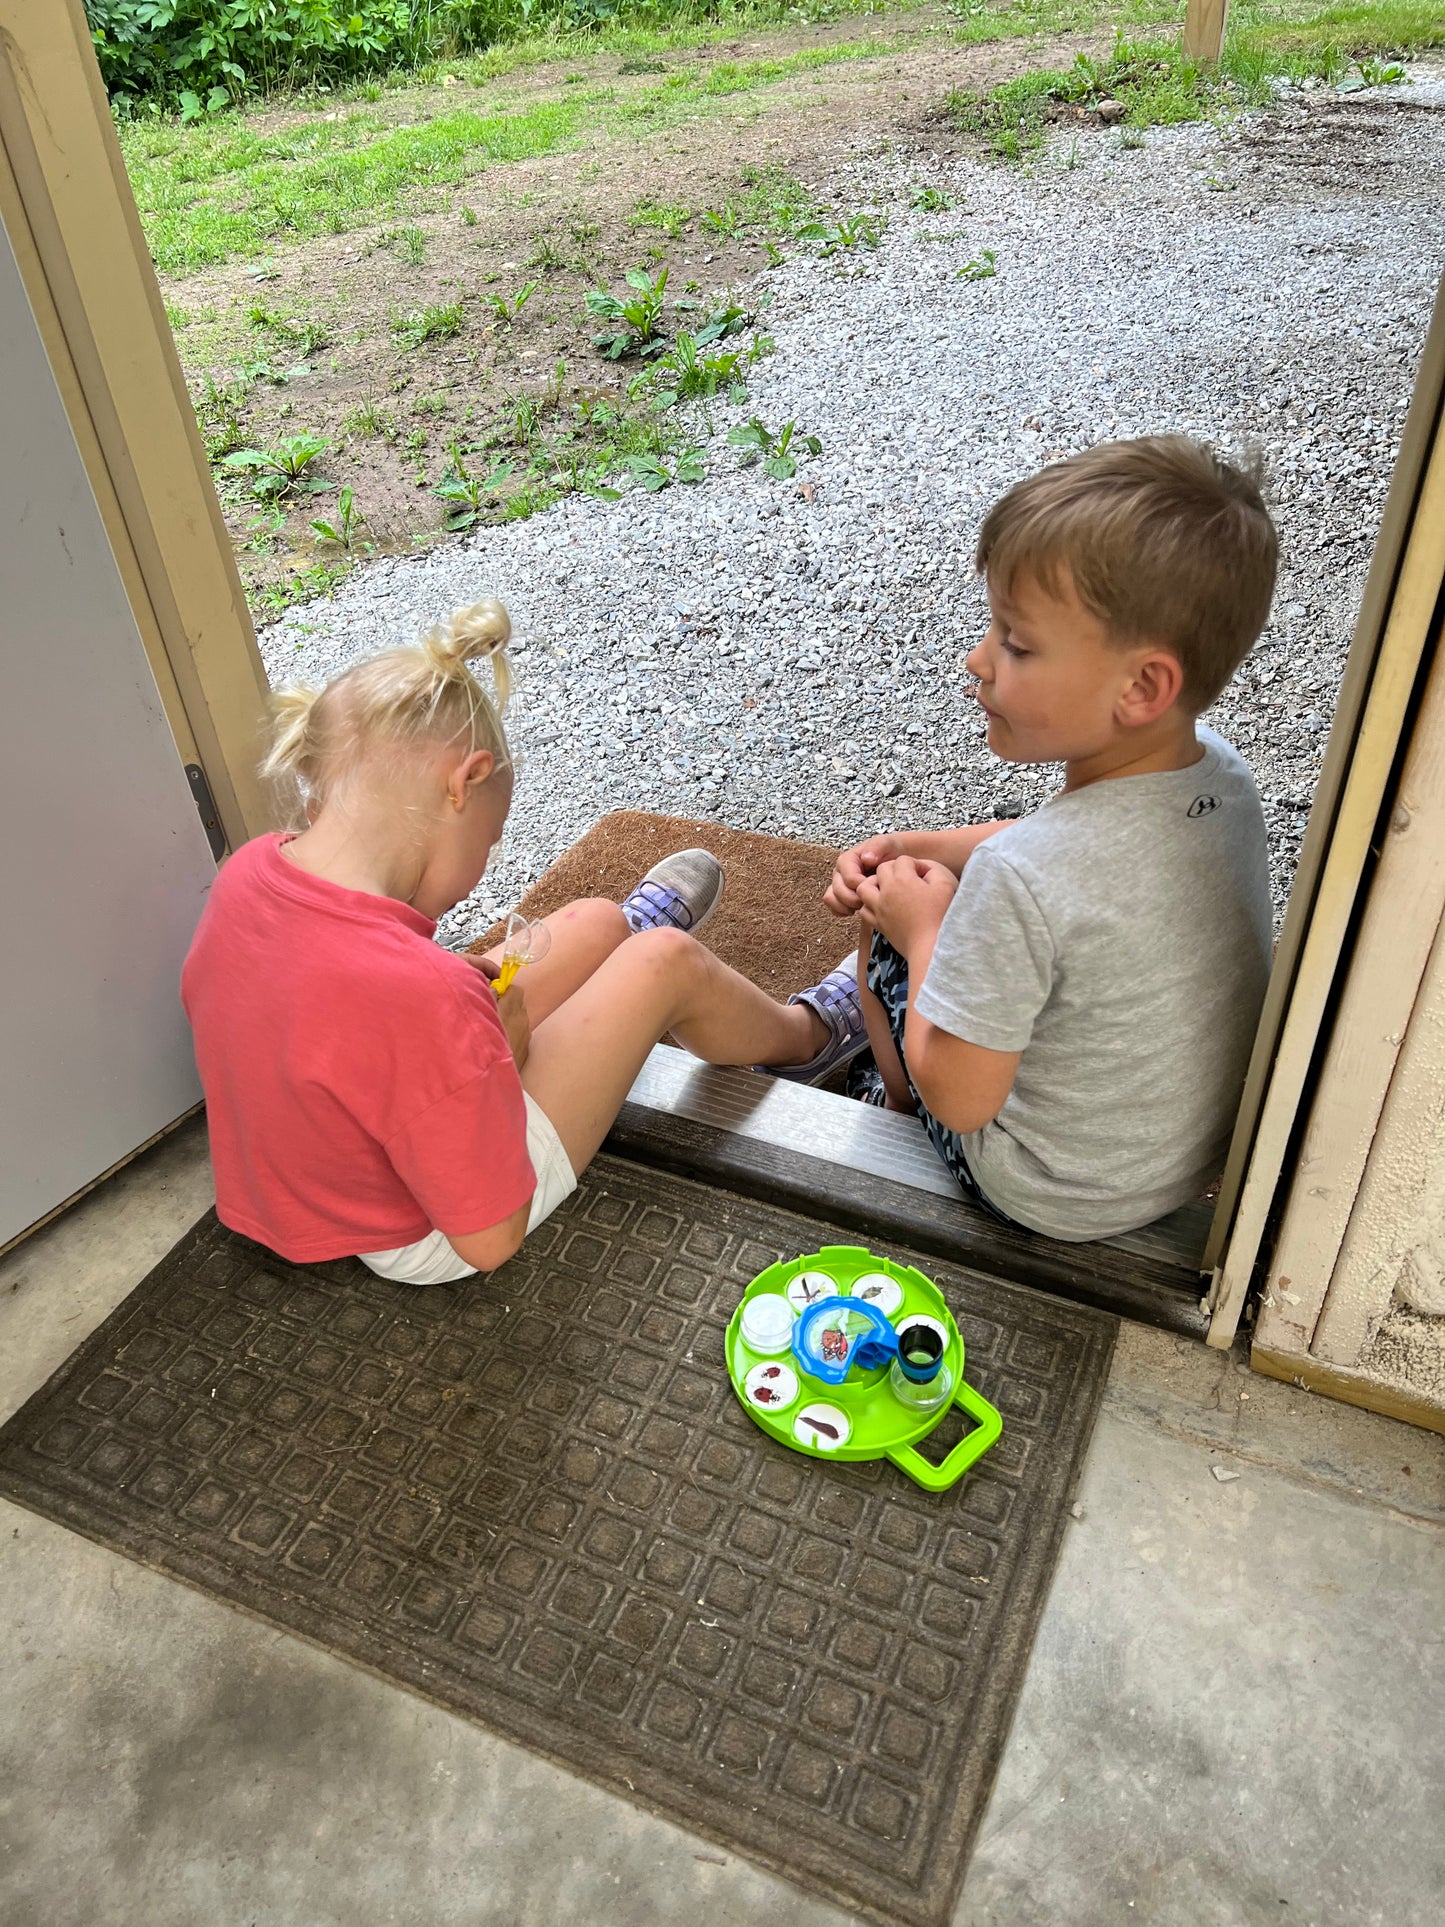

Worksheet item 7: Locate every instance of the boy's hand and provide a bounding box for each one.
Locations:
[825,834,903,917]
[857,857,958,953]
[496,984,531,1071]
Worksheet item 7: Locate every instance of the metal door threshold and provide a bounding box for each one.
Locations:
[606,1046,1212,1337]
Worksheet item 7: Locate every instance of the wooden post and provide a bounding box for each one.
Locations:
[1183,0,1229,63]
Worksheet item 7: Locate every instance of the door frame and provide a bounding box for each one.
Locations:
[1204,279,1445,1347]
[0,0,272,856]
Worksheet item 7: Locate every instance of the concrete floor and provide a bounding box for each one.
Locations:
[2,1122,1442,1927]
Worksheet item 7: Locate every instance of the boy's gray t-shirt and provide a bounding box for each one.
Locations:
[914,728,1272,1241]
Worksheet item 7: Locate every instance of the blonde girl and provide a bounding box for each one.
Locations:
[182,601,866,1285]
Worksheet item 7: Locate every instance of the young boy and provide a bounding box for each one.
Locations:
[823,436,1277,1241]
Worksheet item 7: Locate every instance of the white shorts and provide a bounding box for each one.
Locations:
[357,1093,576,1286]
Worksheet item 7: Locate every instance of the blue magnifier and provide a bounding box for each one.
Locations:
[791,1295,899,1385]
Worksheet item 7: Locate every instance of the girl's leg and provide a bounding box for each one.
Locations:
[522,928,825,1175]
[857,930,917,1113]
[476,898,629,1023]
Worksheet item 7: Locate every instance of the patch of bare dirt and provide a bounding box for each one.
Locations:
[1232,91,1443,195]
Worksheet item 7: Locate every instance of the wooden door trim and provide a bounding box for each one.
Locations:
[0,0,272,850]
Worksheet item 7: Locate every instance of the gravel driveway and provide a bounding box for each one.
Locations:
[258,67,1445,950]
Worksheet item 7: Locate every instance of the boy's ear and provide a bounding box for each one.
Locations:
[1117,647,1186,729]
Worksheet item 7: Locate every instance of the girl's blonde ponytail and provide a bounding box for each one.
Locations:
[418,598,513,711]
[261,682,323,788]
[261,599,515,811]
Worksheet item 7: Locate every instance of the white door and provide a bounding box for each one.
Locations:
[0,214,218,1247]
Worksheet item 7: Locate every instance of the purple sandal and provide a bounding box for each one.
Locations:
[762,955,871,1086]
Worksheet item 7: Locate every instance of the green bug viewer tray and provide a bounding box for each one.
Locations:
[724,1243,1003,1492]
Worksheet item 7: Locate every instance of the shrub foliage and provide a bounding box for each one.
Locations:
[85,0,690,111]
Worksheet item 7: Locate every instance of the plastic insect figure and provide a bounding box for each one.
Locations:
[821,1327,849,1365]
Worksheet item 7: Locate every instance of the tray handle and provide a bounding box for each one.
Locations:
[887,1377,1002,1493]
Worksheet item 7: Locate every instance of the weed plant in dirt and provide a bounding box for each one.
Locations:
[181,153,835,610]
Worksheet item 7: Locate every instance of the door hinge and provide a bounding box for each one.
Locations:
[185,763,227,863]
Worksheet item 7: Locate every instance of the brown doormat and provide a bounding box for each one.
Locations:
[471,812,858,1002]
[0,1160,1114,1927]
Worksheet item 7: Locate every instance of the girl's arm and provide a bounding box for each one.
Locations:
[448,1194,531,1274]
[443,985,534,1272]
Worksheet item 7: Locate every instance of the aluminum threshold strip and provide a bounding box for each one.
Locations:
[625,1046,1211,1274]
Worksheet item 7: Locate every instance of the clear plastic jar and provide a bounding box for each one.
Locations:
[891,1318,951,1412]
[740,1293,794,1355]
[889,1359,953,1413]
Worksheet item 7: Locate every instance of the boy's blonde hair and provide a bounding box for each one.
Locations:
[975,437,1278,712]
[263,600,514,810]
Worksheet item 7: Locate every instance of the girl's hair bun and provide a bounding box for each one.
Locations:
[261,681,323,785]
[419,599,513,711]
[419,598,512,678]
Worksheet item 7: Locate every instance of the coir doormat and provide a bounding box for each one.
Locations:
[471,811,859,1003]
[0,1159,1114,1927]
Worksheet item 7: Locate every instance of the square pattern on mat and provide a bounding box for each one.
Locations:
[0,1157,1114,1927]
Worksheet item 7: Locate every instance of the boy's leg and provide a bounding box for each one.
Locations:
[522,928,825,1177]
[476,898,629,1024]
[857,931,916,1113]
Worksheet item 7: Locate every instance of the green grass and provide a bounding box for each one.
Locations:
[392,301,466,348]
[120,19,1012,274]
[945,0,1445,159]
[626,161,821,238]
[253,558,355,614]
[122,99,591,274]
[630,196,693,235]
[411,0,957,86]
[1244,0,1443,54]
[121,0,1444,274]
[124,52,872,273]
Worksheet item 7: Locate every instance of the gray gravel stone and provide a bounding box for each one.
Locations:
[256,69,1445,950]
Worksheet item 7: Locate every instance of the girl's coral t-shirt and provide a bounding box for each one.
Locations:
[181,834,535,1262]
